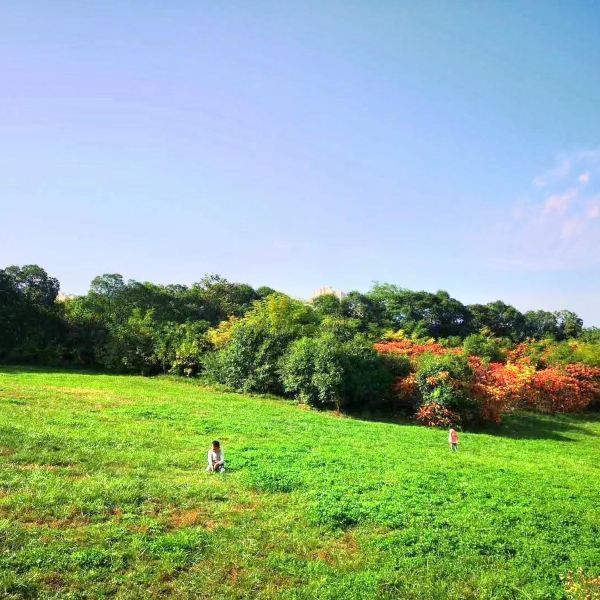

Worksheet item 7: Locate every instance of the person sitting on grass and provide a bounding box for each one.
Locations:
[206,440,225,473]
[448,427,459,452]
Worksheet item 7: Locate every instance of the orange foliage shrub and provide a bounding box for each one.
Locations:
[469,357,534,423]
[392,373,419,407]
[529,365,600,413]
[415,403,460,427]
[374,340,461,359]
[375,339,599,426]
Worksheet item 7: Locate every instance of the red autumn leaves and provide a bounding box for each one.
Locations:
[375,339,600,425]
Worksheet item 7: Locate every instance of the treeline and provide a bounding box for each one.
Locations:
[0,264,596,371]
[1,264,599,419]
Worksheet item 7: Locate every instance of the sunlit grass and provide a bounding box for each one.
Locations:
[1,366,599,599]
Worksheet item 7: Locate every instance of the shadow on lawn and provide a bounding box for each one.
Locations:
[480,412,600,442]
[2,365,598,442]
[349,408,600,442]
[0,364,113,376]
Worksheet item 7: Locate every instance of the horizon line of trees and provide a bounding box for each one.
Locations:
[1,264,598,375]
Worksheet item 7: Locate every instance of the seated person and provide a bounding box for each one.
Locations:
[206,440,225,472]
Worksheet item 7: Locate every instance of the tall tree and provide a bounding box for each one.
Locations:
[468,301,526,341]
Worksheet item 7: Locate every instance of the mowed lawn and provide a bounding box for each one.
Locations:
[0,368,599,599]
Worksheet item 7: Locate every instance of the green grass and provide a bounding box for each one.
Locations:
[1,367,599,599]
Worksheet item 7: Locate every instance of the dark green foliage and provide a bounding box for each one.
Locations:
[281,333,393,410]
[0,265,64,364]
[522,309,584,341]
[468,301,526,341]
[368,284,471,338]
[523,310,560,339]
[554,310,584,340]
[3,265,59,307]
[97,309,160,375]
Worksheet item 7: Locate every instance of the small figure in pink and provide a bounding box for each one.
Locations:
[448,427,459,452]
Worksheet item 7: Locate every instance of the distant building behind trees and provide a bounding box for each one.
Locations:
[310,286,347,301]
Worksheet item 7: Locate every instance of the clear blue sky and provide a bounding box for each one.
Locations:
[1,2,599,324]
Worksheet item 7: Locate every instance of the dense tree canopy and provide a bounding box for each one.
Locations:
[1,263,598,424]
[0,264,595,393]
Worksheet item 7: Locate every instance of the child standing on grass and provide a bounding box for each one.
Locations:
[449,427,459,452]
[206,440,225,473]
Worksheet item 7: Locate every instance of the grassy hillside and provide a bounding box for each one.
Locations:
[1,367,599,599]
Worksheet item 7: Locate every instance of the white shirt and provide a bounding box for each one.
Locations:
[208,449,224,467]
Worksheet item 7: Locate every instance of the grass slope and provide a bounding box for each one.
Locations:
[0,367,599,599]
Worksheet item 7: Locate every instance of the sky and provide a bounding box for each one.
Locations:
[1,1,599,325]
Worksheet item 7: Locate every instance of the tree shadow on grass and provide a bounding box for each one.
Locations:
[3,365,598,443]
[478,411,600,442]
[0,364,114,377]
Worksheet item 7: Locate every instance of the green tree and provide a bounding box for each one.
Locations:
[554,310,583,340]
[523,310,559,339]
[312,293,344,317]
[0,265,64,363]
[468,301,526,341]
[99,309,159,375]
[368,284,470,338]
[206,294,318,393]
[4,264,59,307]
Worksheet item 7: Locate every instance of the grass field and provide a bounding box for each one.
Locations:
[1,367,599,599]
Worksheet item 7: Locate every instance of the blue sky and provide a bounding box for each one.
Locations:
[1,2,599,324]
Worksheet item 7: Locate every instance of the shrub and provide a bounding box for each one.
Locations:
[544,341,600,368]
[565,364,600,409]
[392,373,420,410]
[380,353,411,378]
[415,353,473,414]
[205,326,286,393]
[280,336,344,407]
[98,309,160,375]
[205,294,319,394]
[469,357,534,422]
[281,334,393,410]
[463,333,507,362]
[415,402,460,427]
[529,365,600,413]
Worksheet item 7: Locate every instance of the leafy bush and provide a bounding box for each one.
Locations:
[281,334,393,410]
[469,357,534,422]
[415,402,460,427]
[155,321,210,376]
[463,333,507,362]
[529,365,600,414]
[544,341,600,368]
[205,294,318,394]
[415,353,473,415]
[98,309,159,375]
[280,336,344,407]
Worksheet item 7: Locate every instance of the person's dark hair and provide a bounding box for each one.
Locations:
[212,440,220,447]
